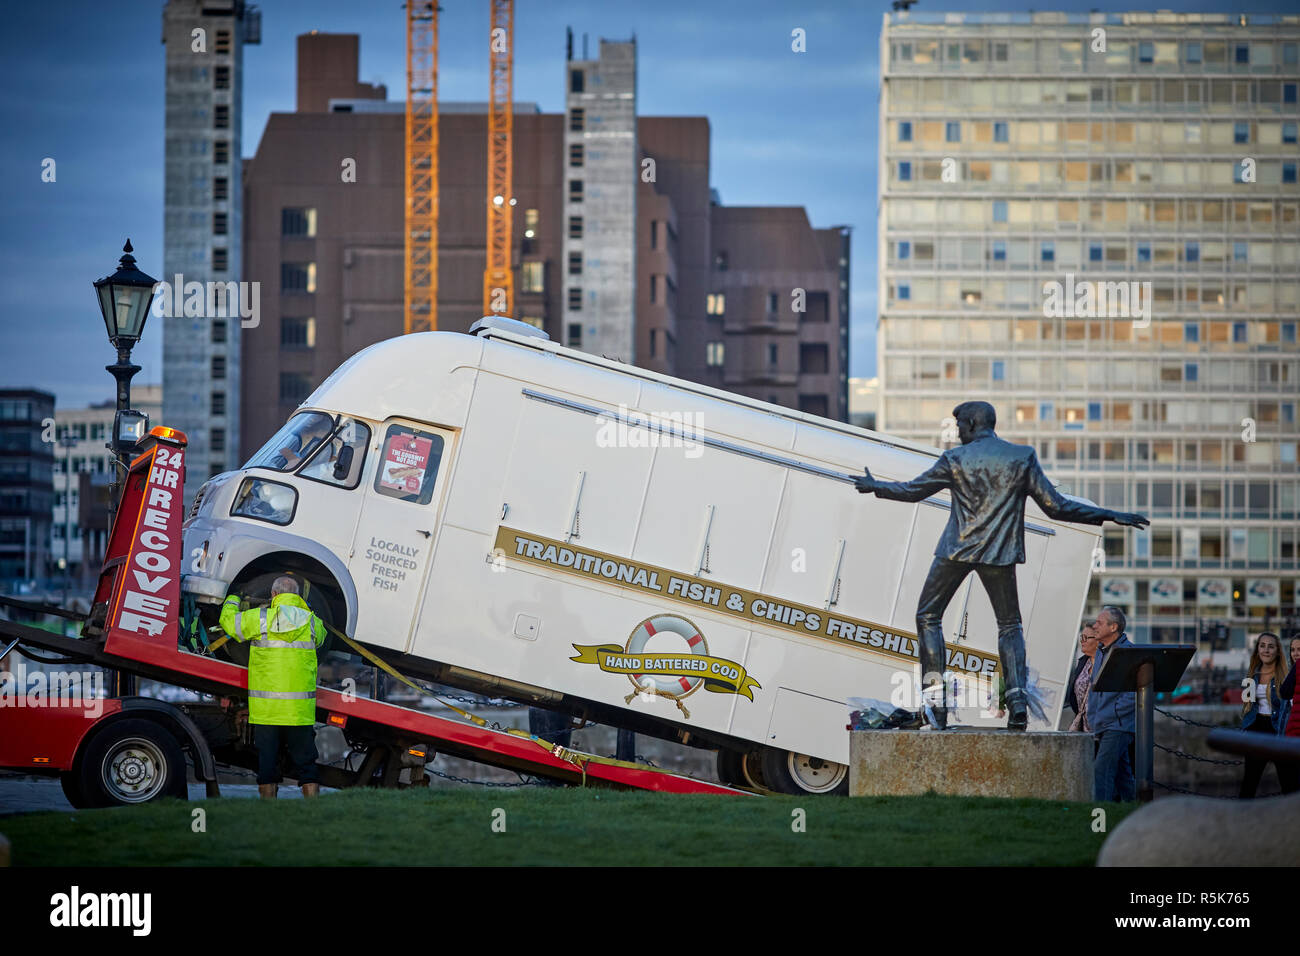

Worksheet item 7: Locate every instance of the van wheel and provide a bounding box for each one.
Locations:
[740,750,768,790]
[761,748,849,796]
[716,749,743,787]
[78,719,189,808]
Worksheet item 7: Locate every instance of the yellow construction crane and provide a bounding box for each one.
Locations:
[483,0,514,316]
[404,1,438,333]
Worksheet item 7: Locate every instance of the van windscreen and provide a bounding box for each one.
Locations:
[244,411,336,472]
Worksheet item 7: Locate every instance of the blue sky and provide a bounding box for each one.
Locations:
[1,0,1293,407]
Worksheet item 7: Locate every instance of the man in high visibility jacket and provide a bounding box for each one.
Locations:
[220,576,326,799]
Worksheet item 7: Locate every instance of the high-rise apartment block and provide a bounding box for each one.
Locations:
[879,11,1300,648]
[161,0,259,502]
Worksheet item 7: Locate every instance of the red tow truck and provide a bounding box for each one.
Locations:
[0,428,744,806]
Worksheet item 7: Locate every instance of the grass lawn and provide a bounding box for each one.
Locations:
[0,788,1136,866]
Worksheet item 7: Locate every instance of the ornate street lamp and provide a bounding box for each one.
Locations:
[93,240,157,499]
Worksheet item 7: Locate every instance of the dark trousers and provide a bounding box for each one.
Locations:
[1239,716,1284,798]
[253,724,319,785]
[916,556,1025,711]
[1094,730,1136,801]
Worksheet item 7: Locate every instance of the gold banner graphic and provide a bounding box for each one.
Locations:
[493,526,1000,676]
[570,644,762,700]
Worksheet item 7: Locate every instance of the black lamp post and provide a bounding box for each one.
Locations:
[93,240,157,699]
[93,240,157,522]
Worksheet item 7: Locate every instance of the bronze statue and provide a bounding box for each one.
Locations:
[855,401,1148,731]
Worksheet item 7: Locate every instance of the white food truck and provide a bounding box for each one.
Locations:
[182,318,1100,795]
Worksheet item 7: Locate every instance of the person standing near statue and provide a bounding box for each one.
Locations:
[855,401,1149,731]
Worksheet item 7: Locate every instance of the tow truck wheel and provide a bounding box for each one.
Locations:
[740,750,768,790]
[59,771,84,808]
[78,719,189,808]
[760,748,850,796]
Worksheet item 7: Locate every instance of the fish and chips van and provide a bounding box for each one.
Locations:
[182,317,1100,795]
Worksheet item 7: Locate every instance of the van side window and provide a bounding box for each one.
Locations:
[374,424,444,505]
[298,417,371,489]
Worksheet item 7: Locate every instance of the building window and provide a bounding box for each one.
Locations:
[992,360,1005,382]
[1139,41,1154,64]
[568,216,583,240]
[213,212,228,236]
[714,251,728,271]
[768,343,778,366]
[1040,241,1054,264]
[650,220,658,250]
[1234,121,1250,144]
[569,108,585,132]
[280,316,316,349]
[213,176,228,201]
[519,315,543,330]
[212,355,226,380]
[1039,402,1054,422]
[1186,41,1202,64]
[210,428,226,454]
[1283,322,1297,344]
[993,121,1009,143]
[702,341,723,368]
[799,343,828,374]
[706,293,725,315]
[568,179,583,203]
[524,207,539,239]
[281,262,316,293]
[1234,44,1249,65]
[1185,363,1199,383]
[214,140,230,164]
[1287,84,1298,105]
[522,261,545,292]
[1185,242,1199,263]
[1184,322,1199,342]
[215,29,231,55]
[899,121,912,142]
[211,391,226,417]
[212,319,228,344]
[568,287,582,311]
[799,394,829,418]
[214,65,230,90]
[649,275,658,304]
[214,104,229,129]
[1089,242,1104,263]
[896,283,910,301]
[212,248,228,272]
[567,322,582,348]
[279,373,312,405]
[1137,243,1151,263]
[1232,322,1247,343]
[767,292,779,314]
[1087,402,1102,421]
[570,68,584,93]
[569,143,584,167]
[992,240,1006,262]
[282,208,317,237]
[945,121,960,143]
[1284,122,1298,145]
[898,240,910,260]
[993,200,1007,223]
[649,328,658,358]
[1284,162,1297,185]
[898,161,912,181]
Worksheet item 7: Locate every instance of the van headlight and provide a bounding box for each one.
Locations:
[230,478,297,526]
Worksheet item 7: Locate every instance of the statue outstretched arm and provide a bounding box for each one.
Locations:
[856,455,952,503]
[1026,451,1148,527]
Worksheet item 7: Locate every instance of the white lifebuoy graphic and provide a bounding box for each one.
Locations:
[626,614,709,699]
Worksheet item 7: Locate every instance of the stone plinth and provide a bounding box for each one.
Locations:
[850,728,1093,800]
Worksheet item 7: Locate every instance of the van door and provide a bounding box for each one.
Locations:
[347,419,454,649]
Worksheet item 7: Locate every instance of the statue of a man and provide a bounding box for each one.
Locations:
[855,401,1148,731]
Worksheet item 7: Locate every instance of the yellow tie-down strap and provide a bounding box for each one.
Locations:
[321,622,671,785]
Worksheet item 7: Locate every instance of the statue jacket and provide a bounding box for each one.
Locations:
[867,432,1114,566]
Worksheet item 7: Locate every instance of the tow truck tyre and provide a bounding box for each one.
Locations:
[716,748,743,787]
[760,748,850,796]
[77,719,189,808]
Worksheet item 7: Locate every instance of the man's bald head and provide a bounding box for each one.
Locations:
[271,576,300,597]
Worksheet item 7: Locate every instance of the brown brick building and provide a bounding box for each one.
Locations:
[240,33,849,459]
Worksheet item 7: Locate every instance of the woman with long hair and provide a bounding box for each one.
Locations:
[1276,634,1300,795]
[1239,631,1288,798]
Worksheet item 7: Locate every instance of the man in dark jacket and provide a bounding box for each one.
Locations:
[1088,606,1136,801]
[856,401,1148,730]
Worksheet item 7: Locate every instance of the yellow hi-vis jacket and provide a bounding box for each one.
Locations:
[219,592,326,726]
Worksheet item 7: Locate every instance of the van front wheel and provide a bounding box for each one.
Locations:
[761,748,849,796]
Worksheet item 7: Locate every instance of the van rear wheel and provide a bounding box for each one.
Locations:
[761,748,849,796]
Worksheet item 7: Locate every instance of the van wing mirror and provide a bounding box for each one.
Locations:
[333,443,355,481]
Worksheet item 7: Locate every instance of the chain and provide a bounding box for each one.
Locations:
[436,693,526,709]
[1153,742,1242,765]
[425,767,541,788]
[1155,706,1231,729]
[1153,780,1236,799]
